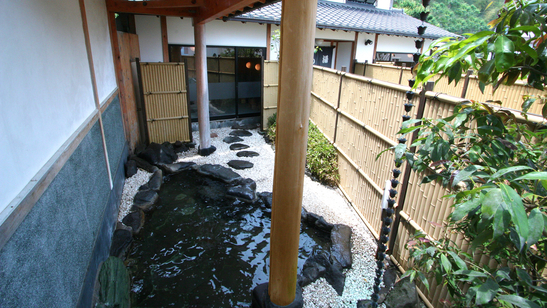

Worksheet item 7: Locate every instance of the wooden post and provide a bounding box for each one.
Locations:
[372,33,379,63]
[350,32,358,73]
[461,69,473,98]
[194,22,213,154]
[266,23,271,61]
[268,0,317,306]
[161,16,169,62]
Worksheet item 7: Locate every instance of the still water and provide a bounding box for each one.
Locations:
[127,169,330,307]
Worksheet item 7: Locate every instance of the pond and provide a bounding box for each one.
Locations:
[126,169,331,307]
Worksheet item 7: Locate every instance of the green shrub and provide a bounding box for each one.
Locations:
[266,113,339,185]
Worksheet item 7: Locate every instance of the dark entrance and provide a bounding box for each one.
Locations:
[169,45,265,121]
[313,46,334,68]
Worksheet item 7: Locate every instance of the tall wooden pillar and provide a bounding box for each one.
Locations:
[268,0,318,305]
[194,22,215,155]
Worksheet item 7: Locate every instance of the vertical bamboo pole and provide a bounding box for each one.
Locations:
[269,0,318,305]
[194,22,212,153]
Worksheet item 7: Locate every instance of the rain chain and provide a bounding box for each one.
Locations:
[368,0,430,306]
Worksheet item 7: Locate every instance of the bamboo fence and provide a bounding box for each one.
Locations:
[139,62,192,143]
[262,61,279,129]
[355,62,546,115]
[264,61,545,307]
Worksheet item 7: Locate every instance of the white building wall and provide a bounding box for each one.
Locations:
[376,35,432,54]
[135,15,163,62]
[0,0,106,213]
[335,42,352,71]
[355,32,377,63]
[85,0,117,103]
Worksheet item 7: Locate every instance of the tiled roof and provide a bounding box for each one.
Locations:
[228,0,456,39]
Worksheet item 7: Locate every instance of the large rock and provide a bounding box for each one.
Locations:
[298,251,345,295]
[237,151,259,158]
[384,276,420,308]
[306,212,334,233]
[129,155,158,173]
[258,192,272,208]
[173,141,189,153]
[230,143,250,151]
[96,257,130,308]
[227,160,254,170]
[226,178,257,203]
[137,142,178,165]
[229,130,253,137]
[197,164,242,184]
[223,136,244,144]
[124,160,137,178]
[122,210,145,235]
[158,162,196,174]
[331,224,352,269]
[148,169,163,191]
[132,190,159,212]
[109,229,132,258]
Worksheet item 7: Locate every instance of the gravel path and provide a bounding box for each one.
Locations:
[119,127,379,307]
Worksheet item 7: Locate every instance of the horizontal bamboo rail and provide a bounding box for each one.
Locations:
[147,115,189,122]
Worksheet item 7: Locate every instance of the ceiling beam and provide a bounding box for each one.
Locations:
[106,0,199,16]
[194,0,264,24]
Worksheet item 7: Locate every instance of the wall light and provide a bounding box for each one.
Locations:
[364,39,373,45]
[246,62,251,69]
[255,63,261,71]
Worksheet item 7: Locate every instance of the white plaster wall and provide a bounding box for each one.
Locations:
[0,0,96,212]
[355,32,377,63]
[85,0,117,103]
[315,28,355,41]
[167,17,195,45]
[206,20,266,47]
[376,0,393,10]
[335,42,352,71]
[377,35,432,53]
[135,15,163,62]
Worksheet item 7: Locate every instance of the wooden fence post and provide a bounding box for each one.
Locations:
[363,60,368,77]
[398,66,404,84]
[461,69,473,98]
[389,81,434,253]
[333,72,345,143]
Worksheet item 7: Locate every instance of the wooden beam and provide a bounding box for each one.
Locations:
[108,0,202,9]
[266,23,271,61]
[194,0,259,24]
[372,33,379,63]
[350,32,358,73]
[106,0,196,17]
[268,0,318,305]
[161,16,169,62]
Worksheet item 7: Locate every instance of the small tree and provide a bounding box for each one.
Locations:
[396,0,547,306]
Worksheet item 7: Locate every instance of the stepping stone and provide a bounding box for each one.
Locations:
[197,164,242,184]
[158,162,196,174]
[228,160,254,170]
[229,130,253,137]
[226,178,257,203]
[237,150,259,158]
[223,136,244,144]
[232,123,259,130]
[230,143,250,150]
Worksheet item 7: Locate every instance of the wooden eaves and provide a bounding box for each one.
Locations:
[105,0,267,24]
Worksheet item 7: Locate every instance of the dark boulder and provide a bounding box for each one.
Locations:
[129,155,158,173]
[306,212,334,233]
[122,210,145,235]
[227,160,254,170]
[173,141,189,153]
[384,276,420,308]
[137,142,177,165]
[124,160,137,178]
[148,169,163,191]
[226,178,257,203]
[96,257,130,308]
[331,224,353,269]
[258,192,272,208]
[132,190,159,212]
[197,164,242,184]
[298,251,345,295]
[230,143,250,151]
[109,229,132,258]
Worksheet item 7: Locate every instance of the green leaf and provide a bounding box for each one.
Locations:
[495,267,511,282]
[394,143,407,161]
[515,171,547,181]
[475,278,499,305]
[516,268,533,286]
[453,112,468,128]
[416,271,430,290]
[493,202,511,239]
[481,188,503,219]
[492,166,533,181]
[498,294,541,308]
[399,124,424,135]
[494,35,515,54]
[471,229,493,252]
[527,208,544,247]
[447,251,467,270]
[421,174,439,184]
[452,165,483,188]
[453,269,488,279]
[522,97,537,113]
[431,140,450,162]
[478,59,496,83]
[440,254,452,273]
[495,52,516,71]
[500,184,529,251]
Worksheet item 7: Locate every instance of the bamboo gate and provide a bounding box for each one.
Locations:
[264,62,544,307]
[139,62,192,143]
[354,62,546,115]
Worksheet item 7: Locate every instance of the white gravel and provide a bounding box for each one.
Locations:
[118,126,380,307]
[118,169,152,221]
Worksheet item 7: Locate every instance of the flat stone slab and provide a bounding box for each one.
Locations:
[223,136,244,144]
[330,224,353,269]
[230,130,253,137]
[158,162,196,174]
[196,164,242,183]
[228,160,254,170]
[230,143,250,151]
[236,151,259,158]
